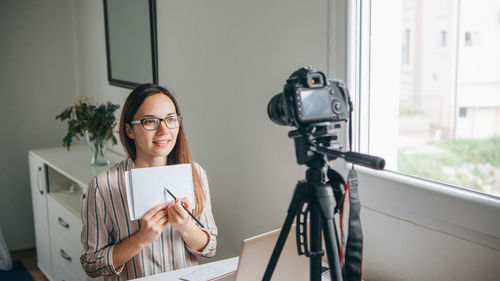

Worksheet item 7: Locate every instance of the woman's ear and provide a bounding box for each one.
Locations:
[125,124,135,139]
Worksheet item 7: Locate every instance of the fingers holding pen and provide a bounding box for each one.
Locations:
[167,198,191,225]
[168,199,184,218]
[179,197,192,211]
[168,198,205,229]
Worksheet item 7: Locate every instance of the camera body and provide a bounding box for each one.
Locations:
[268,67,350,128]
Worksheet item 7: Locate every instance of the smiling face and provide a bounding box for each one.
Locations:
[125,93,179,167]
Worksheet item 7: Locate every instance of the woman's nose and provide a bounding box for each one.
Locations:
[157,120,171,133]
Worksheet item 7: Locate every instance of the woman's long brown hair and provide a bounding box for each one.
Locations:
[119,84,205,217]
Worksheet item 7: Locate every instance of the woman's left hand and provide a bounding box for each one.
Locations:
[166,197,209,251]
[167,197,193,230]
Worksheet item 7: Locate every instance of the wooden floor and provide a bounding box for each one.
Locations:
[10,248,49,281]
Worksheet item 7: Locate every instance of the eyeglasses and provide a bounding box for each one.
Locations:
[130,116,183,131]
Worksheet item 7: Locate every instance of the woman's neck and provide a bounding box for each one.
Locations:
[134,156,167,168]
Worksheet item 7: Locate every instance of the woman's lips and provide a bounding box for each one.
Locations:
[153,140,170,145]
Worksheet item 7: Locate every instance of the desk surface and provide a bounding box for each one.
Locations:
[131,256,333,281]
[132,257,239,281]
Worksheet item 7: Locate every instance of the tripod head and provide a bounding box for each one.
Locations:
[288,125,386,170]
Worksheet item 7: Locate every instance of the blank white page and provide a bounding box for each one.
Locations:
[127,163,194,220]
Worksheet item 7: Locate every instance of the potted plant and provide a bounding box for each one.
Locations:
[56,97,120,166]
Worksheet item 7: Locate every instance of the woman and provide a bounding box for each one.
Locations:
[81,84,217,280]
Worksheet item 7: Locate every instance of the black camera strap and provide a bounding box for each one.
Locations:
[326,166,363,281]
[344,89,363,281]
[343,88,363,281]
[344,167,363,281]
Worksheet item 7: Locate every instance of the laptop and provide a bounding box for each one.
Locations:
[218,224,328,281]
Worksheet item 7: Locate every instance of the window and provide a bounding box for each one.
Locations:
[438,30,447,48]
[355,0,500,197]
[464,31,479,46]
[401,28,411,66]
[458,107,467,118]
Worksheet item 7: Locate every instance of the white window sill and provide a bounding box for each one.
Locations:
[334,162,500,251]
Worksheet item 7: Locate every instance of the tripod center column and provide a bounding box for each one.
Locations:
[306,167,324,182]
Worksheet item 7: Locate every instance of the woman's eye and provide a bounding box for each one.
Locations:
[143,119,157,125]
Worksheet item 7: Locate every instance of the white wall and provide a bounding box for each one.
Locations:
[156,0,329,259]
[0,0,77,250]
[73,0,130,106]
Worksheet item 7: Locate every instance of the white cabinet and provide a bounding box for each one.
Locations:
[29,153,52,279]
[29,146,124,281]
[47,194,86,281]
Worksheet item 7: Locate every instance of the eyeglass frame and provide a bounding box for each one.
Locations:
[129,115,183,131]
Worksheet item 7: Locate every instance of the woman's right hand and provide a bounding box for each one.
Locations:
[112,204,168,268]
[137,203,168,245]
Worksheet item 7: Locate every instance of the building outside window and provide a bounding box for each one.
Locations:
[401,28,411,66]
[357,0,500,197]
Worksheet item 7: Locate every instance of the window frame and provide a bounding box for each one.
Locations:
[340,0,500,251]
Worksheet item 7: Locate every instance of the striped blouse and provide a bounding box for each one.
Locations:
[80,158,217,280]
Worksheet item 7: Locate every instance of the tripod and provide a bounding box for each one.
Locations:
[262,155,343,281]
[262,127,384,281]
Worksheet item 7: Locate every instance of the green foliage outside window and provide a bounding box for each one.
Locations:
[398,137,500,195]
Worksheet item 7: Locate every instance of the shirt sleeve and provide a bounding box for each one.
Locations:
[185,165,218,258]
[80,176,124,277]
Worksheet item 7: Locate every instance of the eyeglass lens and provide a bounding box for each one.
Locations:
[142,117,181,130]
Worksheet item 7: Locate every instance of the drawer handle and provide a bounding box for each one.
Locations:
[60,249,71,262]
[37,167,44,195]
[58,217,70,228]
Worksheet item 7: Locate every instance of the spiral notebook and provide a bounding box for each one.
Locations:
[124,163,195,220]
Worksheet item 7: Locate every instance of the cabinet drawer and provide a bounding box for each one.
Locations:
[50,228,86,280]
[52,257,85,281]
[48,195,83,242]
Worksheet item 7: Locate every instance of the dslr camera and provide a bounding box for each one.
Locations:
[267,67,385,169]
[267,67,350,128]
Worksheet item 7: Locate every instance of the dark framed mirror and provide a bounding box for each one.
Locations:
[103,0,158,88]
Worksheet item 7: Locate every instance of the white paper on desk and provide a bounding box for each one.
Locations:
[179,266,235,281]
[125,164,194,220]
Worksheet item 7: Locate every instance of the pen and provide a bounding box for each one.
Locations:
[164,187,205,228]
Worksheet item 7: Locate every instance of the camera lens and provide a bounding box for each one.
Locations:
[267,93,291,126]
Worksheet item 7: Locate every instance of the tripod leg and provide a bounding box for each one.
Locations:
[323,219,343,281]
[315,184,344,281]
[262,184,306,281]
[309,205,323,281]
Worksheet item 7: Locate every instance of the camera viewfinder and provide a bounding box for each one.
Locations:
[308,73,324,88]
